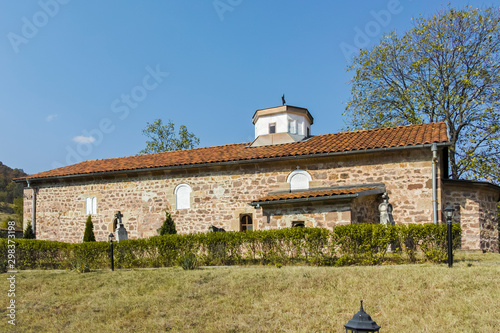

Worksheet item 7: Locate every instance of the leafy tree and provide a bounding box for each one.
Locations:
[0,218,8,229]
[139,119,200,154]
[0,175,6,192]
[159,210,177,235]
[344,5,500,183]
[5,182,22,203]
[0,163,27,202]
[0,203,14,215]
[83,215,96,242]
[24,223,35,239]
[13,197,23,224]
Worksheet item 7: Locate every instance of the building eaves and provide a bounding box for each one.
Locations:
[442,179,500,198]
[14,122,450,184]
[249,186,385,206]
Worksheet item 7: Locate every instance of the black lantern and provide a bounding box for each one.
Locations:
[444,205,455,221]
[108,232,115,271]
[344,300,381,333]
[444,206,455,268]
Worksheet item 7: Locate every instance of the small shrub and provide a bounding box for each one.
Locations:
[72,241,109,270]
[179,252,198,270]
[23,223,35,239]
[82,215,96,242]
[399,224,422,263]
[423,249,447,263]
[73,258,91,273]
[0,257,7,273]
[159,210,177,235]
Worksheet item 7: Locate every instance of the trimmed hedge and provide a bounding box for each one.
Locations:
[0,223,461,270]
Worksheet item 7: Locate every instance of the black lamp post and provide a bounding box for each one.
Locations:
[109,232,114,271]
[344,300,381,333]
[444,206,455,268]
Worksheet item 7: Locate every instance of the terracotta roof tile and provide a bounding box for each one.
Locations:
[18,122,448,181]
[253,187,377,203]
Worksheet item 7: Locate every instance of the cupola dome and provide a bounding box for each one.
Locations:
[250,105,313,147]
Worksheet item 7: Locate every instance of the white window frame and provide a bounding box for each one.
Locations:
[85,196,97,215]
[288,119,297,134]
[269,122,276,134]
[297,121,304,135]
[174,184,192,210]
[286,170,312,191]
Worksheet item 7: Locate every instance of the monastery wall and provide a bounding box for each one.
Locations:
[24,148,441,243]
[443,182,499,253]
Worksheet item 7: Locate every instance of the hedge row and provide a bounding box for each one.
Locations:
[0,223,461,271]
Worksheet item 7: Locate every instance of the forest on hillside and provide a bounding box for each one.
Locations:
[0,161,27,227]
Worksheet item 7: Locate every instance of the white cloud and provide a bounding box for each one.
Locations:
[73,135,96,144]
[45,114,58,122]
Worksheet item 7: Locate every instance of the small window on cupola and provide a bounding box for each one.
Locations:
[269,123,276,134]
[288,119,296,134]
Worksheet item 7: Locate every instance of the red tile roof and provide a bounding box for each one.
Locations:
[18,122,448,181]
[252,187,379,204]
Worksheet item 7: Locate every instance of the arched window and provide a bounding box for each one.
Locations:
[240,214,253,231]
[175,184,192,210]
[286,169,312,191]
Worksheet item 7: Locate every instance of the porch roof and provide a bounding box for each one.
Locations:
[249,185,385,206]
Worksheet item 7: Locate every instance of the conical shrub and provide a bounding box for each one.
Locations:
[159,210,177,235]
[23,223,35,239]
[83,215,96,242]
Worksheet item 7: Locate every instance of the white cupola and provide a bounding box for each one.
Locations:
[250,105,313,147]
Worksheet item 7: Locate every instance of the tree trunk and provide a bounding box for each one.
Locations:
[448,141,459,180]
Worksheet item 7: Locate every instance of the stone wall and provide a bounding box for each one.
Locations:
[442,180,500,253]
[351,195,382,224]
[23,188,33,228]
[261,201,352,230]
[24,148,443,243]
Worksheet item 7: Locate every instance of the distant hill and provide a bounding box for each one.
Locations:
[0,161,28,182]
[0,162,27,213]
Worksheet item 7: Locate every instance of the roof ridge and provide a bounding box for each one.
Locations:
[17,122,449,181]
[340,122,444,135]
[79,141,254,164]
[50,123,447,165]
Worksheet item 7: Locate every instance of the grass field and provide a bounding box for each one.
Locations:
[0,211,15,224]
[0,207,21,229]
[0,251,499,332]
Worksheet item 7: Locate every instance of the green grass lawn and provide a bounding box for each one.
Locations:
[1,251,499,332]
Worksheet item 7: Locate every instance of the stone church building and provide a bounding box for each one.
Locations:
[15,105,500,252]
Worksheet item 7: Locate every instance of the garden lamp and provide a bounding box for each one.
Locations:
[444,206,455,221]
[444,206,455,268]
[344,300,381,333]
[109,232,115,271]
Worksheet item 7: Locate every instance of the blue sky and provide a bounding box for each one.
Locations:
[0,0,496,175]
